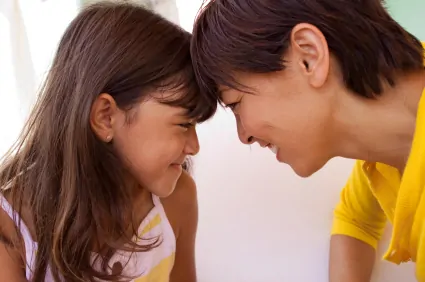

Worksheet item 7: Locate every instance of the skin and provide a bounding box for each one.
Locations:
[91,92,200,198]
[0,90,200,281]
[219,23,424,281]
[221,23,424,177]
[329,235,375,282]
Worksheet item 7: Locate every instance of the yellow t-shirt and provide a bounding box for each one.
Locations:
[331,86,425,280]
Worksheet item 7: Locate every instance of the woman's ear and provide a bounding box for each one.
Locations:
[90,93,119,142]
[290,23,330,88]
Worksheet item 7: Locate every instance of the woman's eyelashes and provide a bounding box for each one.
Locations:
[226,102,239,111]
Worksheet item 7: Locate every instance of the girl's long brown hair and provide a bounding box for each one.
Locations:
[0,1,216,281]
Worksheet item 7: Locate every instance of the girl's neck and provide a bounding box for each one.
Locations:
[130,185,154,230]
[333,70,425,171]
[93,180,154,253]
[123,174,155,227]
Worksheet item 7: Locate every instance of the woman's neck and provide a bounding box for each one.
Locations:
[333,70,425,171]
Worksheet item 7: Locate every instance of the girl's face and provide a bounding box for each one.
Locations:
[92,91,199,197]
[114,96,199,197]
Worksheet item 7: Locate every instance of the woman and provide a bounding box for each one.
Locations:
[191,0,425,281]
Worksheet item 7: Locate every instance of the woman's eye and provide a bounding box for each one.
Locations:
[226,102,239,111]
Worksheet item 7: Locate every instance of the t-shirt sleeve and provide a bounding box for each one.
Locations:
[331,160,387,249]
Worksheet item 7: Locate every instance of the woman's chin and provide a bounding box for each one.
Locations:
[290,159,326,178]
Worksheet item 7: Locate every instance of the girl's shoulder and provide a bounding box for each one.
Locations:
[161,171,198,239]
[0,201,27,280]
[0,205,20,247]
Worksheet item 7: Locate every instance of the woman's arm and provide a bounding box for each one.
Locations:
[330,160,387,282]
[329,235,376,282]
[163,171,198,282]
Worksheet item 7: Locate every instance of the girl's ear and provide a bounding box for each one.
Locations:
[90,93,120,142]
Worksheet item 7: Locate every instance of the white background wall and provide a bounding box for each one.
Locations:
[0,0,78,154]
[175,1,418,281]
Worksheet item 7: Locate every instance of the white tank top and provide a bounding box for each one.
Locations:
[0,193,176,282]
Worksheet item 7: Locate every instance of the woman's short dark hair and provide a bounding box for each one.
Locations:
[191,0,424,102]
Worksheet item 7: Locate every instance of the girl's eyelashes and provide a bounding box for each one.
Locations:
[178,122,195,129]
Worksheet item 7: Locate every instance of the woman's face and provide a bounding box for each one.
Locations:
[219,32,345,177]
[110,92,200,197]
[221,70,337,177]
[214,23,351,177]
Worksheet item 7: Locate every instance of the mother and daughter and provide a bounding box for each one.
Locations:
[0,2,215,281]
[1,0,425,281]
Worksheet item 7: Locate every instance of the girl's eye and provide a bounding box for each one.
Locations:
[178,122,194,129]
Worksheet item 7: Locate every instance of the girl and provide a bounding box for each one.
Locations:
[191,0,425,281]
[0,1,216,281]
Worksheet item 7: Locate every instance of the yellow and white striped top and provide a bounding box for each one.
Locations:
[0,193,176,282]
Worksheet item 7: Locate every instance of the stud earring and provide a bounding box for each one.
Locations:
[106,135,112,142]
